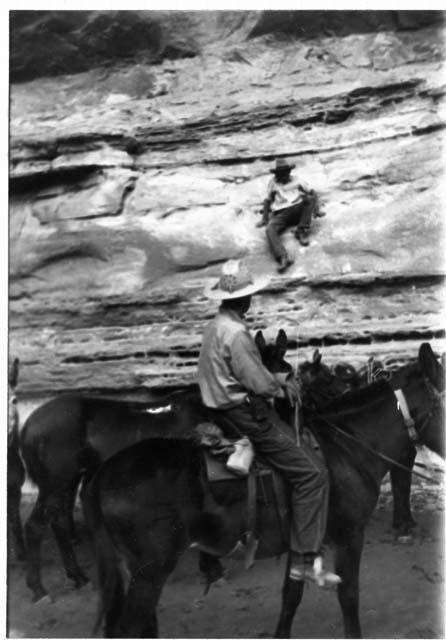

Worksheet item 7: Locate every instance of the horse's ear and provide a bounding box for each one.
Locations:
[276,329,288,354]
[313,349,322,367]
[8,358,19,389]
[419,343,444,391]
[254,331,266,354]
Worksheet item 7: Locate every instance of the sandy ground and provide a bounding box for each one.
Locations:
[7,461,445,640]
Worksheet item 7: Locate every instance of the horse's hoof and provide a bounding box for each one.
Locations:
[214,576,228,588]
[33,593,52,606]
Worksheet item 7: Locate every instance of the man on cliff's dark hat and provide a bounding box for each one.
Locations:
[258,158,326,273]
[270,158,296,174]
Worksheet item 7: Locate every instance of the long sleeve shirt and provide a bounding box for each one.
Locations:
[197,308,288,409]
[266,175,310,212]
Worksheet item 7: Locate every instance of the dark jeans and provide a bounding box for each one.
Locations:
[208,397,329,555]
[265,193,317,261]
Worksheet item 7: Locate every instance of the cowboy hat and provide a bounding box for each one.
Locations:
[204,260,270,300]
[270,158,295,174]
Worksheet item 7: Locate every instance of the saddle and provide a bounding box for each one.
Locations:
[192,423,289,567]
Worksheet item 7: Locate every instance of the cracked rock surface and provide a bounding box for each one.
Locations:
[9,11,446,398]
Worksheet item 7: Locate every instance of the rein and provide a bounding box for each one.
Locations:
[310,382,444,485]
[314,415,439,484]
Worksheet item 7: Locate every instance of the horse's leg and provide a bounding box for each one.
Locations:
[390,443,417,541]
[24,492,51,602]
[67,485,81,544]
[199,551,225,593]
[8,485,25,561]
[48,481,89,589]
[113,572,167,638]
[274,554,305,639]
[334,527,364,639]
[103,573,125,638]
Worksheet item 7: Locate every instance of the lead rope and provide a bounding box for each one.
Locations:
[315,415,439,484]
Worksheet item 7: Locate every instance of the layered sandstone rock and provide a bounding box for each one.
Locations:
[9,11,445,399]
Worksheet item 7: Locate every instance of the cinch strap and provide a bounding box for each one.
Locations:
[394,389,418,442]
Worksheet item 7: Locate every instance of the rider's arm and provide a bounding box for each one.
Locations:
[230,330,287,399]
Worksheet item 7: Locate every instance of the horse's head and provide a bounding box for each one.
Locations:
[299,352,357,409]
[255,329,294,423]
[8,358,19,447]
[299,350,328,384]
[333,362,361,390]
[393,343,445,458]
[255,329,293,376]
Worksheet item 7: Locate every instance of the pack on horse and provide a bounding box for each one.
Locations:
[8,357,26,561]
[19,332,326,603]
[85,342,444,638]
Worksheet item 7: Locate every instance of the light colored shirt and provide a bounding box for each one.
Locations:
[267,176,310,212]
[197,308,288,409]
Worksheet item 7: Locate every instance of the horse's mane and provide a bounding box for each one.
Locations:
[306,382,396,495]
[313,379,393,421]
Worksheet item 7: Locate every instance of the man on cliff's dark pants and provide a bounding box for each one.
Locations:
[258,158,325,273]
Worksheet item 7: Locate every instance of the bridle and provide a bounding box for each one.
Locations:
[307,375,444,483]
[394,376,445,446]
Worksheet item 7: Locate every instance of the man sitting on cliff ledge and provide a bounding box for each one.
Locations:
[258,158,325,273]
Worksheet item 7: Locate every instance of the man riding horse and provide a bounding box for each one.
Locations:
[198,259,340,586]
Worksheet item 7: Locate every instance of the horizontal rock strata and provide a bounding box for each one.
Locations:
[9,14,446,399]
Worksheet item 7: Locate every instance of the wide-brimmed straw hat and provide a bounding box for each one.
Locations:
[270,158,295,174]
[204,260,270,300]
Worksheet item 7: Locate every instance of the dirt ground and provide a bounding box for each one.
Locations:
[7,470,445,639]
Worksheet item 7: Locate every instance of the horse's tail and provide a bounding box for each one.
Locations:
[83,477,124,638]
[18,415,44,487]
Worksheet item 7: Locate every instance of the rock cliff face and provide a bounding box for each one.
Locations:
[9,11,446,400]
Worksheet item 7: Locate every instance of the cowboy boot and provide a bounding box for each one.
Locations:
[295,228,310,246]
[277,256,294,273]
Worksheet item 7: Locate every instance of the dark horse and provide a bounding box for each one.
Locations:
[20,329,313,602]
[8,357,26,561]
[19,386,204,602]
[300,351,419,541]
[86,343,444,638]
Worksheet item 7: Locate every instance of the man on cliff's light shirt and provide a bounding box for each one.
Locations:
[258,158,325,273]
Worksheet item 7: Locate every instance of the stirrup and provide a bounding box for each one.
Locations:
[289,556,341,587]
